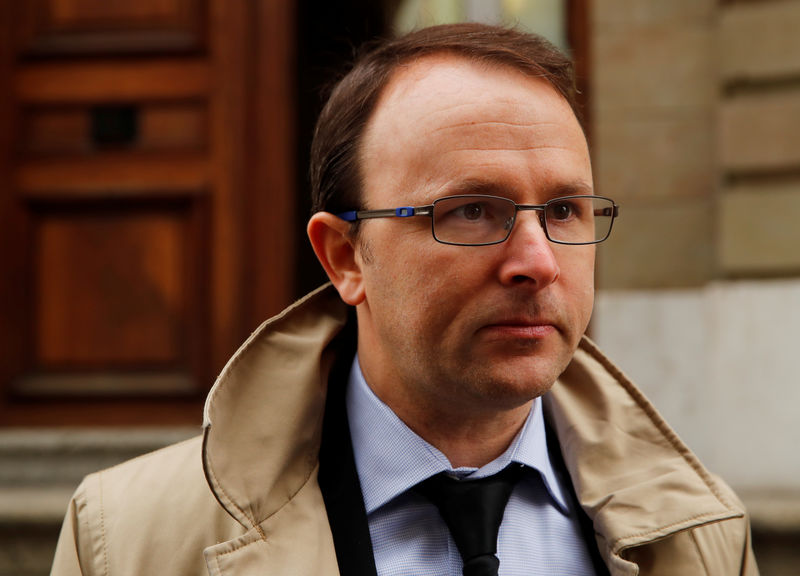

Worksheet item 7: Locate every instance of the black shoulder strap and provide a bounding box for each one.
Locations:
[317,321,379,576]
[545,420,611,576]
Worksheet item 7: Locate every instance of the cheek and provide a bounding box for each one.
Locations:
[361,233,439,312]
[558,249,596,321]
[560,245,595,283]
[377,250,467,335]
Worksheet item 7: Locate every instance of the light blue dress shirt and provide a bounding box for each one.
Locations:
[346,355,598,576]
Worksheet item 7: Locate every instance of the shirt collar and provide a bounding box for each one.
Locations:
[346,354,570,515]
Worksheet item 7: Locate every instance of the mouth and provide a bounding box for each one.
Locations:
[478,319,558,340]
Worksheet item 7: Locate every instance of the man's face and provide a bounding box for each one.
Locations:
[353,55,595,422]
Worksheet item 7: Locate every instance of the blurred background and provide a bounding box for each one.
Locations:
[0,0,797,574]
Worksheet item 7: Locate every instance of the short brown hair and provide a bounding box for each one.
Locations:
[309,22,579,216]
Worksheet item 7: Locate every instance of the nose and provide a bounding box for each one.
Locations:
[496,210,560,288]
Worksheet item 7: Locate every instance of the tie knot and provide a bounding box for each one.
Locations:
[415,465,523,576]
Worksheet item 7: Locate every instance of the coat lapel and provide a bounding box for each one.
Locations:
[200,286,350,575]
[544,337,745,574]
[202,472,340,576]
[203,309,377,576]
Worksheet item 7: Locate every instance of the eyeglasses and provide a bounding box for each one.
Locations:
[337,194,619,246]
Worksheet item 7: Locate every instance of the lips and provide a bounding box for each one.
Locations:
[471,294,566,342]
[478,319,558,340]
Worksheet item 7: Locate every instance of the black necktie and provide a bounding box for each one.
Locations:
[415,464,524,576]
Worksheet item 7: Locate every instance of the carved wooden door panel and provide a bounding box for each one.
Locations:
[0,0,294,425]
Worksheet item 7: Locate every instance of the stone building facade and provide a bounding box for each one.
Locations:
[592,1,800,572]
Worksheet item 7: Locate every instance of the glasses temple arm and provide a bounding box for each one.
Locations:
[336,206,434,221]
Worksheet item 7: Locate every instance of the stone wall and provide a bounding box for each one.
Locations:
[593,0,717,288]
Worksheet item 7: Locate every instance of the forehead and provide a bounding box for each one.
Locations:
[359,54,590,205]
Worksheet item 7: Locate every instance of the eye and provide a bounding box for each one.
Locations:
[433,196,510,228]
[546,200,577,221]
[460,203,484,221]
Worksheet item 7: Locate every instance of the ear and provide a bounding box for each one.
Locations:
[307,212,366,306]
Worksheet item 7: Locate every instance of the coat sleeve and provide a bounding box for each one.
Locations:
[50,479,97,576]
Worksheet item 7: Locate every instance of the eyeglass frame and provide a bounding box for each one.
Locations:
[336,194,619,246]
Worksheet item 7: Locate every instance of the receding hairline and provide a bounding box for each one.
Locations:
[355,52,585,207]
[309,24,580,217]
[368,50,576,116]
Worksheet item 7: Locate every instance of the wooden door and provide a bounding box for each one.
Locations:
[0,0,295,425]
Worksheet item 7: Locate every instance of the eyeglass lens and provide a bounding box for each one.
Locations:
[431,195,614,246]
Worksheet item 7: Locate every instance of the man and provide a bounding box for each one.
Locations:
[51,23,758,576]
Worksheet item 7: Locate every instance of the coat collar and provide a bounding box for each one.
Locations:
[202,284,348,529]
[200,284,744,574]
[545,338,744,573]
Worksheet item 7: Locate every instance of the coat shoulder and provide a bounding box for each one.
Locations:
[92,434,206,489]
[58,435,245,576]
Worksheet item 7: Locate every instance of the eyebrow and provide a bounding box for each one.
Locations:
[442,178,594,201]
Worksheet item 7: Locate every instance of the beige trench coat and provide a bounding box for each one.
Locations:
[51,285,759,576]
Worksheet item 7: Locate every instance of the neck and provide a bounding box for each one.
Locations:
[358,355,533,468]
[404,401,532,469]
[354,316,534,468]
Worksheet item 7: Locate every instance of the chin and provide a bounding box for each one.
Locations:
[474,372,557,407]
